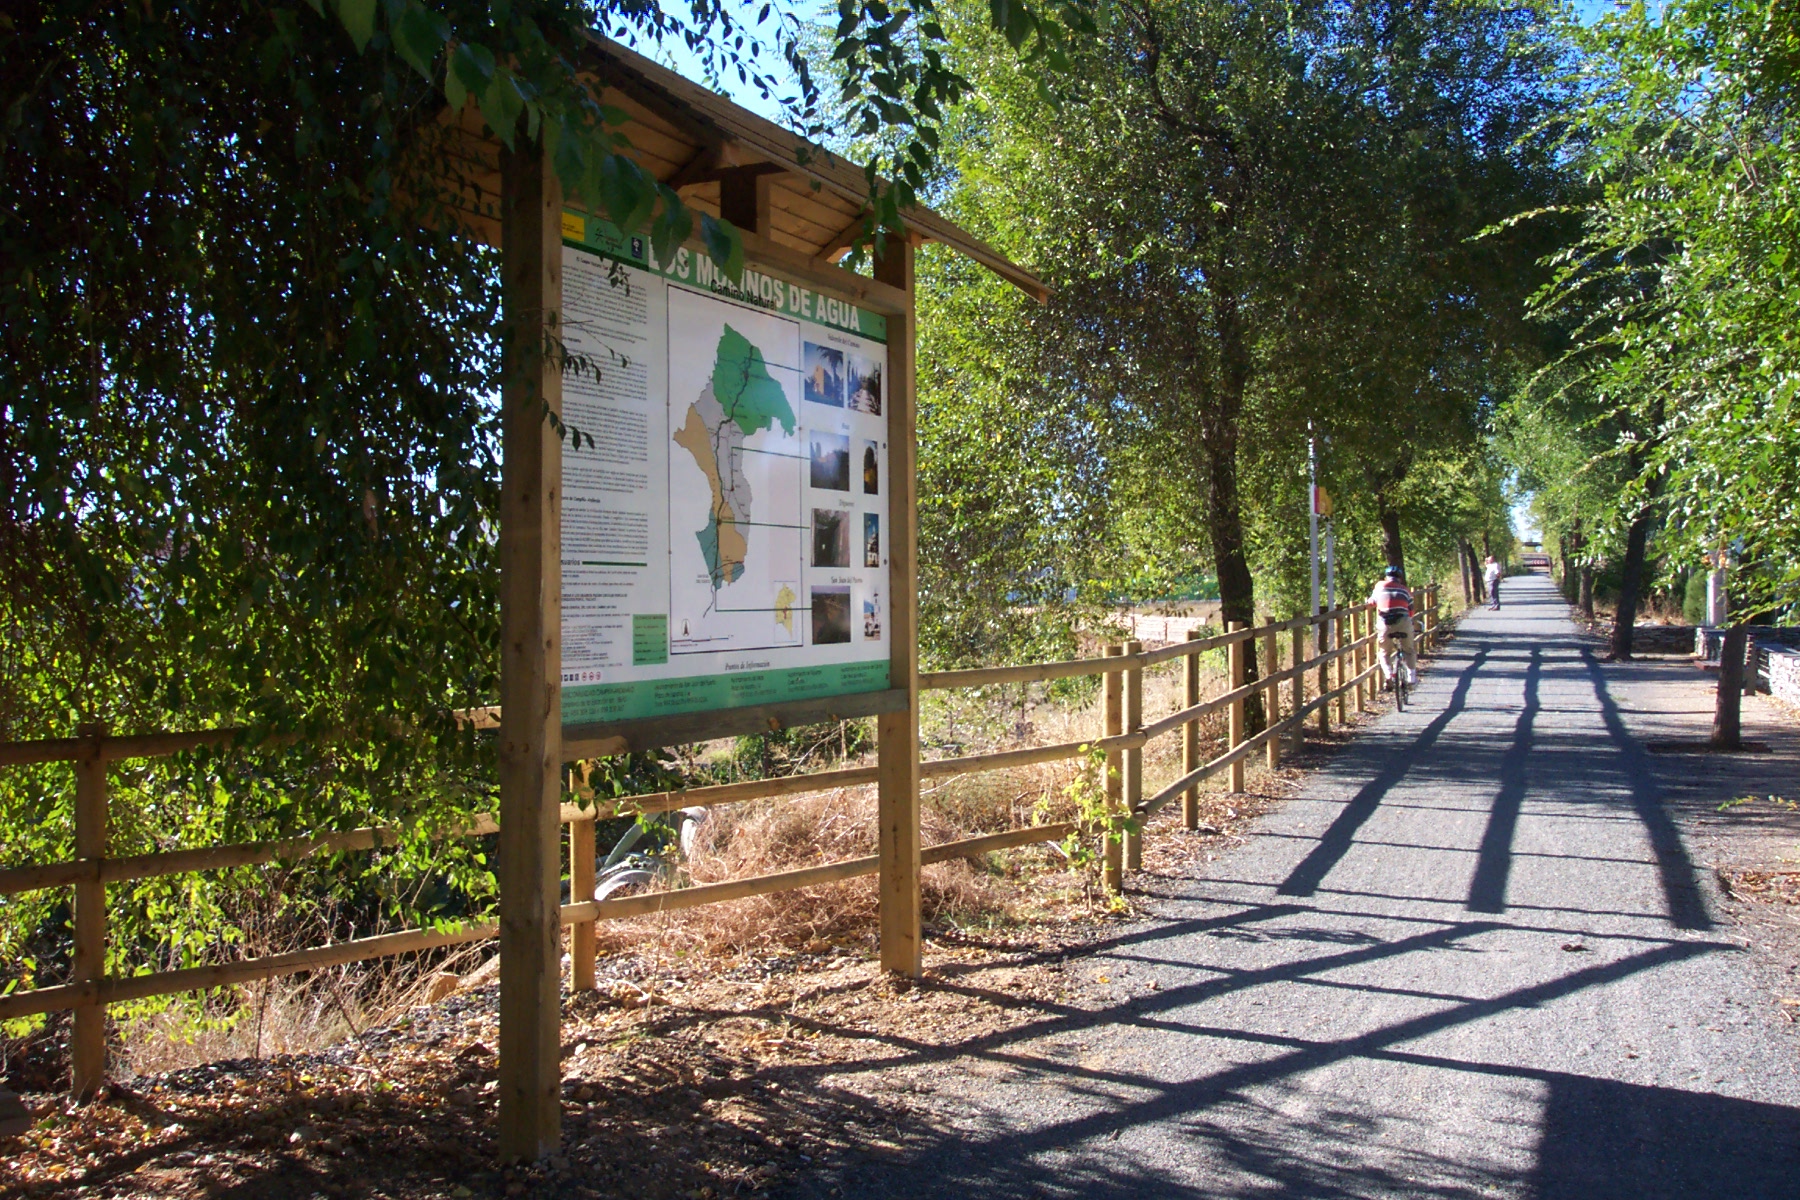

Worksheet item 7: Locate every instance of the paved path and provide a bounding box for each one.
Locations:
[807,573,1800,1199]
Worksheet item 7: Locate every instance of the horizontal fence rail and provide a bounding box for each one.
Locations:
[0,588,1441,1093]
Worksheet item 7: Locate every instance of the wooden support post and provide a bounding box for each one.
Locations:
[569,812,596,993]
[72,722,107,1100]
[1334,614,1349,724]
[875,237,922,976]
[1227,623,1246,793]
[1123,639,1143,872]
[1182,630,1202,830]
[1103,644,1124,892]
[497,138,565,1163]
[1263,627,1280,771]
[717,167,774,235]
[1289,623,1306,754]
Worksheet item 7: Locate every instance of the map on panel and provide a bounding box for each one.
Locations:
[666,285,806,654]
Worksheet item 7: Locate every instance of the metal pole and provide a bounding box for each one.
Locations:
[1308,430,1320,625]
[1325,520,1336,652]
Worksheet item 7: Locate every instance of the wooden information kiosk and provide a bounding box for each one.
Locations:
[462,35,1044,1158]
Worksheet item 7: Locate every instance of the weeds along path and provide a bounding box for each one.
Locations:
[784,573,1800,1200]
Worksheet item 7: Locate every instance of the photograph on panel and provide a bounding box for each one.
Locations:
[812,585,852,644]
[803,342,844,407]
[809,431,850,491]
[812,508,851,568]
[848,354,882,415]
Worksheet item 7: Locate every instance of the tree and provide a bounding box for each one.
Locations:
[918,0,1564,664]
[1526,0,1800,694]
[1522,0,1800,733]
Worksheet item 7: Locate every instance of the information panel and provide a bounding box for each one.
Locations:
[558,215,891,727]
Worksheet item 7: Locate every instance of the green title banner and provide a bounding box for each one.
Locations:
[564,660,892,726]
[561,211,888,343]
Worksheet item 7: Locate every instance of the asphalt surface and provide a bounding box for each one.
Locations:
[800,573,1800,1199]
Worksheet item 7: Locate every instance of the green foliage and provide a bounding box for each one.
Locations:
[1683,570,1708,625]
[1034,743,1126,873]
[1522,0,1800,618]
[911,0,1561,642]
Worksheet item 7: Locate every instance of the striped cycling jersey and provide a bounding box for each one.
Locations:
[1369,581,1413,618]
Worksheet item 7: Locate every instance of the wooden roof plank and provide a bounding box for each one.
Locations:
[575,33,1046,302]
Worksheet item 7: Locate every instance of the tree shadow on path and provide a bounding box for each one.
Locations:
[1276,648,1489,898]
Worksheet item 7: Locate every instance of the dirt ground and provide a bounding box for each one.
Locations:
[0,770,1301,1200]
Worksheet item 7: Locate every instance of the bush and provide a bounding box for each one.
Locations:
[1683,571,1708,625]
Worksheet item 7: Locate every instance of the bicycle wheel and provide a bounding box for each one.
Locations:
[1395,673,1407,711]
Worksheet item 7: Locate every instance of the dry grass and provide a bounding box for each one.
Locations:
[112,941,489,1080]
[587,648,1256,961]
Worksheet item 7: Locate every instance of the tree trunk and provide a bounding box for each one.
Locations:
[1563,521,1584,601]
[1378,501,1406,581]
[1458,540,1474,606]
[1579,564,1594,620]
[1200,298,1261,733]
[1464,542,1485,603]
[1608,399,1666,660]
[1711,624,1747,750]
[1608,504,1654,660]
[1203,434,1264,733]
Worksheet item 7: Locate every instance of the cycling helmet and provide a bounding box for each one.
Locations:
[1384,565,1403,578]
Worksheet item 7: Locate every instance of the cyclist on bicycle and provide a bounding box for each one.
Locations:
[1369,566,1419,687]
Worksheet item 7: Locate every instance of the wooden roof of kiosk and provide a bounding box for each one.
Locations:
[442,31,1047,302]
[478,32,1038,1163]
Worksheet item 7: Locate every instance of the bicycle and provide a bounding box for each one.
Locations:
[1380,621,1411,711]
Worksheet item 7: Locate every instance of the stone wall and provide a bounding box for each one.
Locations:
[1624,624,1699,655]
[1766,646,1800,707]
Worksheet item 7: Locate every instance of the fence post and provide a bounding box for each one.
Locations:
[1355,607,1369,712]
[1183,629,1202,829]
[1263,625,1281,771]
[1103,644,1124,892]
[1424,585,1436,648]
[1227,623,1246,793]
[1124,639,1143,872]
[568,806,597,993]
[72,722,108,1100]
[1289,621,1306,754]
[1334,613,1349,725]
[1316,611,1331,736]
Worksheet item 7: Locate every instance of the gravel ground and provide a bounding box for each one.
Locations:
[787,573,1800,1200]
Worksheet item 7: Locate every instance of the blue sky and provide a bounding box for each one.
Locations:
[627,20,801,125]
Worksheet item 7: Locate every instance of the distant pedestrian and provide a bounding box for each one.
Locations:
[1484,555,1503,610]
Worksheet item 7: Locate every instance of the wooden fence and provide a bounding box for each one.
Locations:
[0,589,1438,1098]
